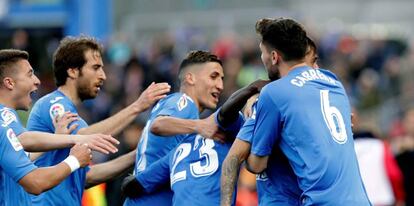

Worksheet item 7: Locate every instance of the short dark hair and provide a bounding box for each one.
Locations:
[178,50,222,83]
[179,50,222,71]
[53,36,103,86]
[0,49,29,80]
[255,18,308,61]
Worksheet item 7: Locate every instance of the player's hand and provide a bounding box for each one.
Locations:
[195,115,225,143]
[248,79,270,93]
[243,94,259,118]
[133,82,171,112]
[121,174,144,198]
[69,143,92,167]
[53,111,79,134]
[75,134,119,154]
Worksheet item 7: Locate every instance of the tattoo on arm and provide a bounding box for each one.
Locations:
[221,155,242,206]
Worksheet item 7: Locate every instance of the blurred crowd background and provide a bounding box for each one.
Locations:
[2,0,414,205]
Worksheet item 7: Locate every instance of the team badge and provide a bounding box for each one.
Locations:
[49,103,65,120]
[177,95,188,111]
[6,128,23,151]
[1,109,17,126]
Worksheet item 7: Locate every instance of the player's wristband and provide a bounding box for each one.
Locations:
[63,155,80,172]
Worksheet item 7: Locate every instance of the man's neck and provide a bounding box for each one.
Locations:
[0,92,16,109]
[279,61,308,77]
[179,87,203,114]
[58,84,81,105]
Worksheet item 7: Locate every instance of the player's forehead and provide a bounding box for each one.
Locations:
[197,62,224,76]
[15,59,33,74]
[84,49,103,65]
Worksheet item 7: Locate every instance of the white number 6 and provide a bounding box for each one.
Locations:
[320,90,347,144]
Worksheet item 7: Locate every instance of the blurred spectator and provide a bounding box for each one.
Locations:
[353,109,405,206]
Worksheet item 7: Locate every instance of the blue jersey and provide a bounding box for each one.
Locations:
[124,93,199,206]
[136,111,244,206]
[251,66,370,205]
[0,122,37,206]
[237,99,300,206]
[0,104,27,136]
[27,90,89,206]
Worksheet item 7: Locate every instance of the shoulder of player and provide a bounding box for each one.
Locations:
[168,92,197,111]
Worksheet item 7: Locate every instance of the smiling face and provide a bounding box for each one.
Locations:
[192,62,224,110]
[11,59,41,110]
[76,49,106,101]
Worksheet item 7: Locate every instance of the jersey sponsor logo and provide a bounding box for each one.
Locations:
[50,96,64,104]
[6,128,23,151]
[1,109,17,126]
[177,95,188,111]
[49,103,65,120]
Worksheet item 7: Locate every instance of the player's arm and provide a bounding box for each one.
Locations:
[245,89,280,174]
[18,132,119,154]
[77,82,170,136]
[221,139,251,206]
[217,79,267,127]
[122,153,170,197]
[246,154,269,174]
[85,149,136,188]
[18,143,91,195]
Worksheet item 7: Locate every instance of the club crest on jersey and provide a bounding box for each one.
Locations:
[177,96,188,111]
[49,103,65,120]
[1,109,17,126]
[6,128,23,151]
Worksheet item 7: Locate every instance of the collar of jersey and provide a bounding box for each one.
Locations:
[287,65,313,77]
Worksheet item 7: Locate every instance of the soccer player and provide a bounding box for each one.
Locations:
[245,18,370,205]
[0,49,108,205]
[121,79,268,206]
[221,36,319,206]
[26,36,171,206]
[123,50,224,206]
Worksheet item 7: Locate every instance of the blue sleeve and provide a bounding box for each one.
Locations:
[0,127,37,182]
[0,109,27,136]
[136,152,170,193]
[236,101,258,143]
[237,117,255,143]
[157,95,198,119]
[251,89,281,156]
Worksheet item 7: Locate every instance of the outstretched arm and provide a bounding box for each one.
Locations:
[221,139,251,206]
[218,80,268,127]
[78,82,170,136]
[18,143,91,195]
[85,150,136,188]
[18,132,119,154]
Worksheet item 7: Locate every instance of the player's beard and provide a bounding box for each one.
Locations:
[268,66,280,81]
[77,84,96,101]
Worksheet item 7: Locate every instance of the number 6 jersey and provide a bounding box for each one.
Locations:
[251,66,371,205]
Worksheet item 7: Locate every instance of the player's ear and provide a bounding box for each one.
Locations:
[271,51,279,65]
[184,72,196,86]
[2,77,15,90]
[67,67,79,79]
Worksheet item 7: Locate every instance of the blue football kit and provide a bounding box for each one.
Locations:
[135,110,245,206]
[250,66,371,205]
[0,106,37,206]
[237,99,301,205]
[27,90,89,206]
[124,92,199,206]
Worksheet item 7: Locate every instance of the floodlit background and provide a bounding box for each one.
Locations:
[1,0,414,205]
